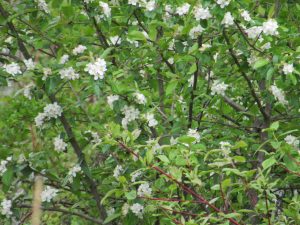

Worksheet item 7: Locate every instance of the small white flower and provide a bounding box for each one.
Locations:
[24,58,35,70]
[262,19,279,36]
[84,58,107,80]
[35,112,46,127]
[130,203,144,219]
[241,10,251,21]
[145,1,156,11]
[187,129,201,143]
[131,171,142,182]
[42,67,52,80]
[110,36,121,45]
[23,86,32,100]
[72,45,87,55]
[216,0,231,8]
[211,80,228,96]
[282,63,294,75]
[59,67,80,80]
[53,136,67,152]
[107,208,115,216]
[121,105,140,129]
[107,95,119,109]
[68,165,81,182]
[245,26,263,39]
[193,6,211,20]
[189,25,204,39]
[36,0,50,14]
[220,141,231,156]
[128,0,139,6]
[41,186,58,202]
[176,3,190,16]
[222,12,234,27]
[122,203,130,216]
[285,135,299,149]
[133,92,147,105]
[59,54,69,64]
[3,62,21,76]
[137,182,152,197]
[1,199,12,217]
[199,43,212,52]
[145,113,158,127]
[113,165,123,178]
[99,2,111,18]
[43,102,62,119]
[188,76,194,87]
[0,157,11,176]
[4,37,13,44]
[270,85,288,105]
[261,42,271,50]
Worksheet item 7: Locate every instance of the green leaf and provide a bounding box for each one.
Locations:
[101,189,118,205]
[166,80,178,96]
[157,155,170,164]
[104,213,121,224]
[2,167,13,190]
[253,58,269,69]
[262,157,277,170]
[125,190,136,200]
[178,135,195,144]
[270,121,279,131]
[128,30,147,41]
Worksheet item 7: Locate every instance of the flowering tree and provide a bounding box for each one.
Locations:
[0,0,300,224]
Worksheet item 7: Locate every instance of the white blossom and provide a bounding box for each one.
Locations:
[35,112,46,127]
[222,12,234,27]
[3,62,21,76]
[122,203,130,216]
[42,68,52,80]
[36,0,50,14]
[285,135,299,149]
[270,85,288,105]
[84,0,94,3]
[53,136,67,152]
[131,171,142,182]
[121,105,140,129]
[0,157,12,176]
[176,3,190,16]
[1,199,12,217]
[59,67,79,80]
[211,80,228,96]
[24,58,35,70]
[107,208,115,216]
[128,0,139,6]
[84,58,107,80]
[130,203,144,219]
[261,42,271,50]
[216,0,231,8]
[23,86,32,100]
[145,113,158,127]
[113,165,123,178]
[4,37,13,44]
[282,63,294,75]
[145,1,156,11]
[68,165,81,182]
[59,54,69,64]
[199,43,212,52]
[220,141,231,156]
[99,2,111,18]
[110,36,121,45]
[189,25,204,39]
[262,19,279,36]
[133,92,147,105]
[187,129,201,143]
[137,182,152,196]
[107,95,119,109]
[43,102,62,119]
[245,26,263,39]
[41,186,58,202]
[193,6,211,20]
[35,102,62,127]
[72,45,87,55]
[241,10,251,21]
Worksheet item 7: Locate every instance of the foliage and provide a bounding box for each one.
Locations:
[0,0,300,224]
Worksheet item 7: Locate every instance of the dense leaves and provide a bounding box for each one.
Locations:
[0,0,300,224]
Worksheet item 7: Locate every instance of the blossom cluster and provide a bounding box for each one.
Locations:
[35,102,63,127]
